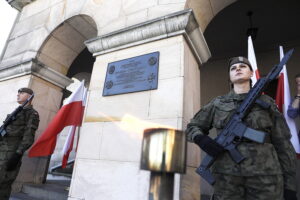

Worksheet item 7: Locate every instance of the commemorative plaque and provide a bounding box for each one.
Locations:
[103,52,159,96]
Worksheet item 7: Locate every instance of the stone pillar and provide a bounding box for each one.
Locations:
[0,58,73,190]
[69,9,210,200]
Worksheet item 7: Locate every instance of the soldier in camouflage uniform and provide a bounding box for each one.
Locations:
[186,57,297,200]
[0,88,39,199]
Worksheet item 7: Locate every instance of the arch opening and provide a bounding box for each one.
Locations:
[35,14,97,179]
[37,14,97,76]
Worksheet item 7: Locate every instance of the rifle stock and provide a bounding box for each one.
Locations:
[196,155,216,185]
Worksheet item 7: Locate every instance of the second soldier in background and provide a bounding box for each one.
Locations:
[0,88,39,200]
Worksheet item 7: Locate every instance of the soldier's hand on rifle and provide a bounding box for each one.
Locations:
[194,134,224,157]
[6,153,23,171]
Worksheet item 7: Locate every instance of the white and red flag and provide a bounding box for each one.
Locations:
[248,36,261,86]
[29,81,87,159]
[275,46,300,156]
[61,86,87,168]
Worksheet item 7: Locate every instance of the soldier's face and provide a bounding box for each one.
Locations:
[229,63,253,84]
[17,92,31,104]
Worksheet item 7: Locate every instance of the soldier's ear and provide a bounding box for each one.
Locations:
[250,71,254,77]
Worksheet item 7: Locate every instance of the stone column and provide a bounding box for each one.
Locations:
[0,58,73,190]
[69,9,210,200]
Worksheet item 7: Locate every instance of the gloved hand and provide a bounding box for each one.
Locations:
[6,153,22,171]
[284,189,297,200]
[194,134,224,157]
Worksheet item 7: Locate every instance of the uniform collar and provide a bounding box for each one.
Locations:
[23,104,33,109]
[225,90,248,101]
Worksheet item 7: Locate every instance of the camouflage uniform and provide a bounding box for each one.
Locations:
[186,90,296,200]
[0,105,39,199]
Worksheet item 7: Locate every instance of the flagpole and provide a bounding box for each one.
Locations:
[29,80,87,157]
[247,36,260,86]
[62,81,89,167]
[76,86,89,151]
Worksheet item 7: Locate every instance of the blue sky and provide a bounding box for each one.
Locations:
[0,1,18,56]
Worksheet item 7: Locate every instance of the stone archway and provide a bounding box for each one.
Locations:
[36,15,97,76]
[49,48,95,172]
[31,13,97,179]
[185,0,237,32]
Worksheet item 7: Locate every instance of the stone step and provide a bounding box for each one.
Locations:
[11,180,70,200]
[47,173,72,180]
[10,192,40,200]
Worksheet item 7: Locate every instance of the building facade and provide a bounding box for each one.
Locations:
[1,0,300,199]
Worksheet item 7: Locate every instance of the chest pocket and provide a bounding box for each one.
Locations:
[10,112,26,126]
[6,112,26,136]
[213,101,236,129]
[245,106,273,132]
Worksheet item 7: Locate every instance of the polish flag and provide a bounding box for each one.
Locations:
[248,36,261,86]
[275,46,300,156]
[29,81,87,157]
[61,86,87,168]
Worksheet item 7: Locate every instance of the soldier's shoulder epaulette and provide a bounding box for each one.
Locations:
[215,95,225,100]
[259,94,274,102]
[204,96,220,105]
[214,95,228,104]
[259,94,281,113]
[32,109,39,116]
[26,108,39,117]
[261,95,279,108]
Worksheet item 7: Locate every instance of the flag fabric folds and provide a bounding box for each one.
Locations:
[61,126,77,168]
[275,46,300,156]
[61,86,87,168]
[247,36,261,86]
[29,81,87,159]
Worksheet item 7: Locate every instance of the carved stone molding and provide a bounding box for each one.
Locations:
[85,9,211,65]
[0,58,73,88]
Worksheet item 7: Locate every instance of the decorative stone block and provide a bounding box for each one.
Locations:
[69,159,150,200]
[76,122,103,160]
[0,59,73,88]
[85,9,211,65]
[99,121,143,162]
[147,3,185,20]
[85,89,151,122]
[122,0,157,15]
[149,77,184,119]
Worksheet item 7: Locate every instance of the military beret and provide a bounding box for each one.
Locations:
[18,87,34,95]
[228,56,253,71]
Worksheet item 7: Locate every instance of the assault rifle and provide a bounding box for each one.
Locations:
[0,94,34,140]
[197,49,294,185]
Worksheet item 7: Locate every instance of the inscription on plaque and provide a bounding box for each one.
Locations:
[103,52,159,96]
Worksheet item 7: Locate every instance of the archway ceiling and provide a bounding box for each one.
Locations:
[37,15,97,75]
[204,0,300,60]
